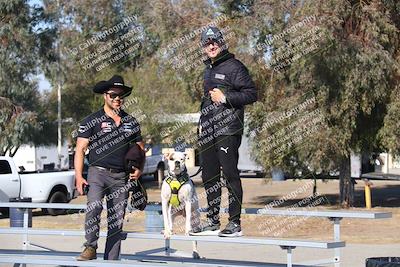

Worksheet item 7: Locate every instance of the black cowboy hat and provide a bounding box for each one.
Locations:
[93,75,132,96]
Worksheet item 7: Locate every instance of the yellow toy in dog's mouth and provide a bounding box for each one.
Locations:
[165,174,189,207]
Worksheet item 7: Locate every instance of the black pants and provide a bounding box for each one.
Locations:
[200,135,242,225]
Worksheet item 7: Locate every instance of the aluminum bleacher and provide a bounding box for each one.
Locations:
[0,202,392,267]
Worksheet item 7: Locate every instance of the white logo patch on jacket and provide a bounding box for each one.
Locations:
[78,125,86,133]
[206,29,214,35]
[215,73,225,80]
[122,122,134,132]
[101,122,112,133]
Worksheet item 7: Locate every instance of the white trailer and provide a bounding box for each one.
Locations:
[9,143,69,172]
[238,133,264,174]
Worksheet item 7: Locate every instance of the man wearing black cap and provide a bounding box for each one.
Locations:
[74,75,144,260]
[190,26,257,237]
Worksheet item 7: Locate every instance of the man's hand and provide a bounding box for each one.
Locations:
[210,88,226,104]
[76,176,88,195]
[129,168,142,180]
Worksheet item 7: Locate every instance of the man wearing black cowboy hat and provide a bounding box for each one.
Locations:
[190,26,257,237]
[74,75,144,261]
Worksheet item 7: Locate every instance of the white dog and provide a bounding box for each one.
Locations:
[161,151,201,258]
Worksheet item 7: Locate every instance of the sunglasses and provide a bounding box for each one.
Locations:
[105,92,125,99]
[203,39,219,48]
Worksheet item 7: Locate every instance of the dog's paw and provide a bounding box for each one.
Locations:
[192,251,200,259]
[163,229,172,239]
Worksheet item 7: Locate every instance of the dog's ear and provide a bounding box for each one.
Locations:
[163,152,175,160]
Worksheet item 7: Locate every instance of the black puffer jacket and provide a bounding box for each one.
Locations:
[199,51,257,139]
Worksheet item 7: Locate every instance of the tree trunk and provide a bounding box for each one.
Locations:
[1,145,11,156]
[313,177,317,197]
[9,145,20,157]
[339,154,354,208]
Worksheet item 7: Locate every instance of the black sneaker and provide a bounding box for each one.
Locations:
[189,220,220,236]
[218,221,243,237]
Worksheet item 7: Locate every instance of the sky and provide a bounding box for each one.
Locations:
[28,0,51,92]
[37,73,52,92]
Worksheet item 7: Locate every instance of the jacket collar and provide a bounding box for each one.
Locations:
[204,50,234,68]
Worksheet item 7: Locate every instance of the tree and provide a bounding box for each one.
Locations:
[244,0,399,207]
[21,0,399,210]
[40,0,169,143]
[377,0,400,154]
[0,0,48,155]
[0,97,40,156]
[41,0,216,144]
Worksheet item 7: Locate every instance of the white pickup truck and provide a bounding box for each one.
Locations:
[0,156,76,216]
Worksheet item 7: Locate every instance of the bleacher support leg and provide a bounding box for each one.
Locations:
[329,217,342,267]
[165,238,170,256]
[22,208,29,267]
[280,245,296,267]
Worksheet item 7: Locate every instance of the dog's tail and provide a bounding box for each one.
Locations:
[189,166,203,178]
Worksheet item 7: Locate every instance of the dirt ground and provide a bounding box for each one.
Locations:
[1,175,399,244]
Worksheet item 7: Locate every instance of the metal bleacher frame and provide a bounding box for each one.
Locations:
[0,202,392,267]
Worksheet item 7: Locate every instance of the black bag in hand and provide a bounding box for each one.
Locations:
[125,144,147,211]
[129,178,147,211]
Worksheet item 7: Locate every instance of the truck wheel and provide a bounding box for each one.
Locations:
[46,191,68,216]
[0,208,9,217]
[154,163,165,185]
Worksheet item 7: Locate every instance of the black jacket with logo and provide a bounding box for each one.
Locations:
[199,51,257,139]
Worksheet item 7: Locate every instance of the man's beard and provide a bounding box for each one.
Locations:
[106,100,122,112]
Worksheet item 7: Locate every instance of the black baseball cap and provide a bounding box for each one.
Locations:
[201,26,224,46]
